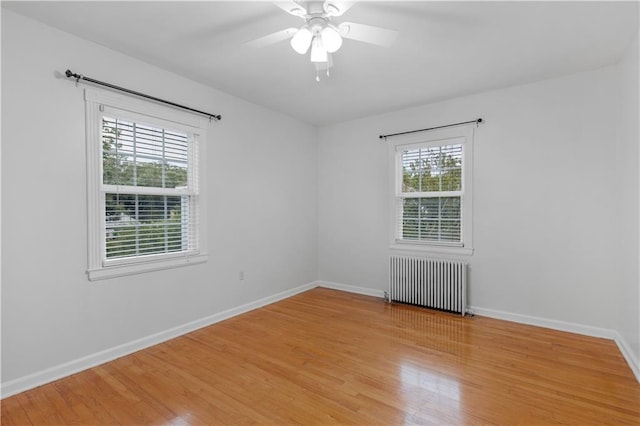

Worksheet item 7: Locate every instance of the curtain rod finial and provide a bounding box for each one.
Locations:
[65,69,82,83]
[65,69,80,79]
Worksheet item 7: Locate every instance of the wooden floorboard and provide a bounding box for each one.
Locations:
[2,287,638,425]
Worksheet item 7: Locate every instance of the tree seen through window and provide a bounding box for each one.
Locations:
[102,117,190,258]
[401,144,462,242]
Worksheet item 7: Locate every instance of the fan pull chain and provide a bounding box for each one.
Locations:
[316,70,320,82]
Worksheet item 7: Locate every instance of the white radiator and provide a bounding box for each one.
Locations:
[389,255,467,316]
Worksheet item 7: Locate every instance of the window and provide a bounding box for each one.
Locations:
[389,125,474,255]
[85,90,207,280]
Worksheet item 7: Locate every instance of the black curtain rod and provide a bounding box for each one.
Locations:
[379,118,482,139]
[65,69,222,121]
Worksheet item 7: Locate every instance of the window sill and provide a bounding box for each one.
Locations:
[389,243,473,257]
[88,253,208,281]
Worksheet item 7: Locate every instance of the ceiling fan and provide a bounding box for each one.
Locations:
[246,1,398,81]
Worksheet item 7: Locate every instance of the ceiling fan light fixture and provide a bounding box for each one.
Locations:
[321,26,342,53]
[290,26,312,54]
[310,36,328,63]
[250,1,395,81]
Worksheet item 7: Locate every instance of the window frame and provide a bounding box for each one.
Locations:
[388,125,474,256]
[85,89,208,280]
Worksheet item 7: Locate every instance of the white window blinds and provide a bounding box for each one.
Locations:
[397,142,464,244]
[101,115,199,263]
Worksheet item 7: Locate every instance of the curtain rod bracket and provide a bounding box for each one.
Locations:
[64,69,222,121]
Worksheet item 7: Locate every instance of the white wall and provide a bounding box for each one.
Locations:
[1,10,318,385]
[318,60,637,356]
[615,32,639,368]
[2,7,638,392]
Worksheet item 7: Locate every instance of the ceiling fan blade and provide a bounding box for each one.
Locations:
[324,1,355,17]
[245,28,297,48]
[338,22,398,47]
[273,1,307,17]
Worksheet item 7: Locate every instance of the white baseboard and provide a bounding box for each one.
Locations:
[469,306,617,339]
[0,281,317,399]
[317,280,386,298]
[314,282,640,383]
[613,331,640,382]
[471,305,640,383]
[4,281,637,398]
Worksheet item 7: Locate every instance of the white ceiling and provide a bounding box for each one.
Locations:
[3,1,638,126]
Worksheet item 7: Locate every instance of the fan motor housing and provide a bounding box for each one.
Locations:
[308,17,329,35]
[303,1,327,16]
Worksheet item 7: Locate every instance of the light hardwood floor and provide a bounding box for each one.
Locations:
[2,287,639,425]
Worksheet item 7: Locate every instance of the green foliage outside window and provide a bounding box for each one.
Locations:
[102,119,189,259]
[401,146,462,242]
